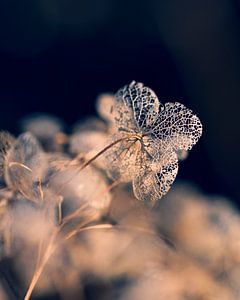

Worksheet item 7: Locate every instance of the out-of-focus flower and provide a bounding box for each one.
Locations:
[49,160,112,217]
[20,113,65,152]
[96,93,116,126]
[69,117,109,169]
[4,132,47,202]
[0,131,15,178]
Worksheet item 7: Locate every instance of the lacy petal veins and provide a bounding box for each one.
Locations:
[104,81,203,205]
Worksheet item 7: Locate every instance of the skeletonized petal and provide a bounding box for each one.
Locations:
[151,102,202,151]
[133,151,178,205]
[104,134,141,182]
[114,81,161,132]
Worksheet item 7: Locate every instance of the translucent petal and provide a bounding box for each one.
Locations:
[150,102,202,150]
[113,96,136,132]
[141,136,161,161]
[114,81,161,132]
[104,134,141,182]
[4,132,47,201]
[105,84,202,204]
[133,151,178,205]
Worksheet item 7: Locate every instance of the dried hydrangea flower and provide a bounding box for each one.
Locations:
[72,117,107,133]
[49,161,112,217]
[20,113,64,140]
[105,81,202,205]
[4,132,47,202]
[0,131,15,178]
[96,93,116,125]
[70,118,108,154]
[20,113,65,152]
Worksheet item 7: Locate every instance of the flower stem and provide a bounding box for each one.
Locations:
[78,136,128,171]
[54,136,128,196]
[23,177,121,300]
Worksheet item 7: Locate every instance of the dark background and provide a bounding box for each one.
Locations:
[0,0,239,205]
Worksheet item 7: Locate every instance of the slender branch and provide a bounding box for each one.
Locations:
[61,178,121,226]
[23,238,56,300]
[23,223,113,300]
[78,136,127,171]
[23,221,157,300]
[54,136,128,196]
[64,224,114,240]
[8,162,32,172]
[23,137,128,300]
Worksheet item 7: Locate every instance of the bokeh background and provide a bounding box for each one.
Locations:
[0,0,239,204]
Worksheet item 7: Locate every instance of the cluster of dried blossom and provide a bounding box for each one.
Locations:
[0,82,208,299]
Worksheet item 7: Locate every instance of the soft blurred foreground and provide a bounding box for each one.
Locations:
[0,110,239,300]
[1,181,240,299]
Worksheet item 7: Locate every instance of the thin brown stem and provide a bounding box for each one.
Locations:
[38,178,44,202]
[23,222,113,300]
[78,136,128,171]
[58,200,62,225]
[23,219,157,300]
[61,178,121,226]
[23,176,121,300]
[8,162,32,172]
[64,224,114,240]
[54,136,130,195]
[23,232,57,300]
[23,133,129,300]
